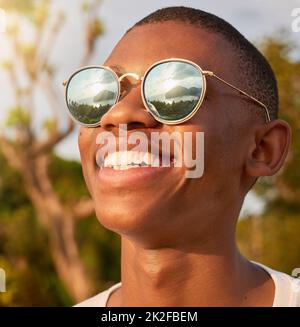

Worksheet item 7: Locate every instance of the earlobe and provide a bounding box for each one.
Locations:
[245,119,291,177]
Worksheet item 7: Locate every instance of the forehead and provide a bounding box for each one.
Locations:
[104,21,235,76]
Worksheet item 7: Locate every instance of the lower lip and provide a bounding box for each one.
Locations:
[97,165,173,187]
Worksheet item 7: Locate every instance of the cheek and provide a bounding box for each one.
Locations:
[203,130,246,204]
[78,128,96,194]
[78,129,88,157]
[185,117,242,191]
[78,127,95,160]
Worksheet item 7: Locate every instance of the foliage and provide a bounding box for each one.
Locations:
[0,0,105,303]
[0,153,120,306]
[5,107,31,128]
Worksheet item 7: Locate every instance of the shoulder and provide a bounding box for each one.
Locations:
[73,282,122,307]
[253,261,300,307]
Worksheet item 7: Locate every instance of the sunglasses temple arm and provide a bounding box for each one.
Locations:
[203,71,271,123]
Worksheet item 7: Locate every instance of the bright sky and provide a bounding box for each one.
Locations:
[68,67,117,104]
[1,0,300,214]
[144,61,203,99]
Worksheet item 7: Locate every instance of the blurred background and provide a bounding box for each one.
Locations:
[0,0,299,306]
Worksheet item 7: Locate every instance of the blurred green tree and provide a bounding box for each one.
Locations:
[0,0,106,302]
[0,153,120,306]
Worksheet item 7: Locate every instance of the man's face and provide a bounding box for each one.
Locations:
[78,22,253,247]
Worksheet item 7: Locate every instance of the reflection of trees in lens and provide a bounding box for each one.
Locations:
[149,99,199,120]
[68,101,111,124]
[145,81,201,120]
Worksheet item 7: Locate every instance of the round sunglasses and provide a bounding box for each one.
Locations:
[63,58,271,127]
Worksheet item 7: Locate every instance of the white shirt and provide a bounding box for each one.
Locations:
[74,261,300,307]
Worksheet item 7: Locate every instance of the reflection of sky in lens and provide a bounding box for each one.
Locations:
[68,68,118,105]
[144,62,203,99]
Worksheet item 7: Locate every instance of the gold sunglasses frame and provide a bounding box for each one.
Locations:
[63,58,271,127]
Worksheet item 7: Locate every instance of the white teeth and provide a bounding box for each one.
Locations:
[120,152,127,165]
[143,152,149,164]
[143,152,154,165]
[138,152,144,164]
[99,151,160,170]
[98,151,176,170]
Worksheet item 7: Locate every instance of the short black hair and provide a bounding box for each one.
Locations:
[127,6,278,120]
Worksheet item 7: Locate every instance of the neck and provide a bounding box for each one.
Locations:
[110,227,273,307]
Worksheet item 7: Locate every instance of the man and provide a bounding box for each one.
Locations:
[70,7,300,306]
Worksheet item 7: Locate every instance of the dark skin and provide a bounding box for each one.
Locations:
[78,21,291,306]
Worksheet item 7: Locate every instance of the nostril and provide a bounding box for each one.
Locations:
[126,121,147,130]
[100,92,159,129]
[102,123,114,131]
[101,122,146,132]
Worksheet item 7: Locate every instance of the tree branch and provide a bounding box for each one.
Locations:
[80,0,102,66]
[0,136,22,171]
[32,118,75,156]
[39,11,65,73]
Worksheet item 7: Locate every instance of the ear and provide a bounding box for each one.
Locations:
[245,119,291,177]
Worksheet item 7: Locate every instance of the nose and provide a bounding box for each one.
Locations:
[100,83,159,131]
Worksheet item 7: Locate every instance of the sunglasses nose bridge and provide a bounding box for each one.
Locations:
[117,73,143,100]
[98,71,157,129]
[118,73,141,83]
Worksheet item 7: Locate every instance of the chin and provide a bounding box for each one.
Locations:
[93,197,159,235]
[89,166,186,238]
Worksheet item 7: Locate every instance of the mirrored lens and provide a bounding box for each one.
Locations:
[143,61,204,121]
[66,67,119,125]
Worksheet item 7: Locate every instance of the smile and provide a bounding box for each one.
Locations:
[94,124,205,178]
[98,150,177,170]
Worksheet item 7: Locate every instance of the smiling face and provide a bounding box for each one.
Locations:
[78,22,258,248]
